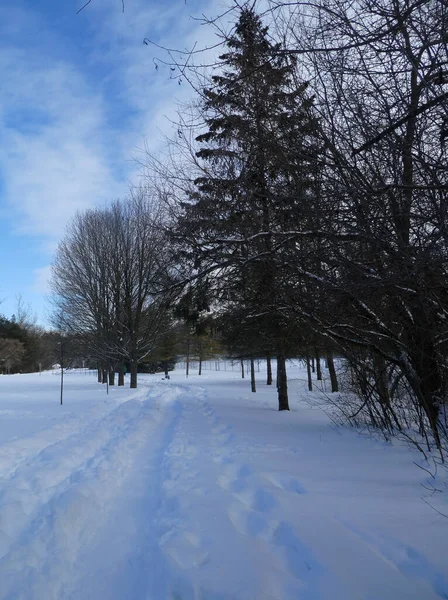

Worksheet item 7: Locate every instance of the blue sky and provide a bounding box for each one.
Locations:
[0,0,221,326]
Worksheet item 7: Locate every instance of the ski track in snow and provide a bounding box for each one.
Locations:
[0,368,446,599]
[0,384,178,599]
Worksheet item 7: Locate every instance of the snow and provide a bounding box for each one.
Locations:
[0,364,446,599]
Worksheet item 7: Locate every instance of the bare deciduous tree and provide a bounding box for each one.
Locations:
[52,192,176,388]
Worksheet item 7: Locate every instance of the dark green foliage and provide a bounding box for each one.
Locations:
[175,8,321,409]
[0,316,41,373]
[178,8,319,272]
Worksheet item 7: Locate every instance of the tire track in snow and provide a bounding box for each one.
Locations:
[0,400,148,560]
[0,385,183,600]
[65,385,188,600]
[0,384,149,480]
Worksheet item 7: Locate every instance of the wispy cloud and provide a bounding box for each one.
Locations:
[0,46,125,239]
[0,0,228,321]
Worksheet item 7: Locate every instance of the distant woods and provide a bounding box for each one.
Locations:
[51,1,447,458]
[0,309,59,375]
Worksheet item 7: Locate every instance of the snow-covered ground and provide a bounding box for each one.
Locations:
[0,363,446,600]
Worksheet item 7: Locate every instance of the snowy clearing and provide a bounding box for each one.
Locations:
[0,364,446,600]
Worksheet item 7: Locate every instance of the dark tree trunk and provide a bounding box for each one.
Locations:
[372,353,396,431]
[97,366,102,383]
[315,348,322,381]
[311,356,315,373]
[250,358,256,393]
[326,352,339,392]
[306,357,313,391]
[102,369,107,384]
[198,339,203,375]
[130,361,138,389]
[277,354,289,411]
[118,363,125,386]
[266,353,272,385]
[241,358,245,379]
[108,369,115,386]
[186,336,190,377]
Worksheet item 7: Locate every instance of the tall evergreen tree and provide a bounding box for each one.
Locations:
[177,7,320,410]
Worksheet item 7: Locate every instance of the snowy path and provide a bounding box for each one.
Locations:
[0,367,446,599]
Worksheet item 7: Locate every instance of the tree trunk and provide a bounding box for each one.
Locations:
[326,352,339,392]
[266,353,272,385]
[306,357,313,391]
[241,358,245,379]
[108,368,115,386]
[118,363,125,386]
[130,361,138,389]
[199,355,202,376]
[311,356,315,373]
[277,354,289,411]
[102,369,107,384]
[97,366,102,383]
[250,358,256,393]
[315,348,322,381]
[186,336,190,377]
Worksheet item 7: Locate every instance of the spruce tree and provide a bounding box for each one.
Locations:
[178,7,320,410]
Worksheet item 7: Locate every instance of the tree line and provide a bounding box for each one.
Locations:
[52,0,447,457]
[0,299,63,374]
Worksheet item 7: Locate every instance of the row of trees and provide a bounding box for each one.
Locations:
[276,0,448,455]
[53,0,447,457]
[52,194,178,387]
[149,0,447,456]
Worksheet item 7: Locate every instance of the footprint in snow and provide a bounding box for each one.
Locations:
[209,419,234,444]
[159,528,209,570]
[271,521,323,584]
[262,472,307,495]
[233,487,278,513]
[227,502,270,538]
[217,463,252,493]
[211,423,230,435]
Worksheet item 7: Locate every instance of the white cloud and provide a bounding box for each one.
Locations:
[0,44,126,239]
[0,0,227,244]
[85,0,228,150]
[0,0,234,326]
